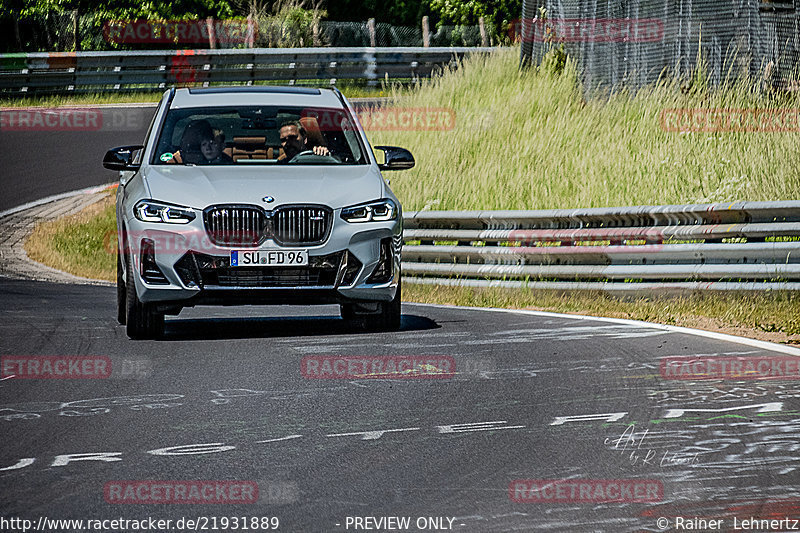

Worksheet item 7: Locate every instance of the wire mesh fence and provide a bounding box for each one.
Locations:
[520,0,800,93]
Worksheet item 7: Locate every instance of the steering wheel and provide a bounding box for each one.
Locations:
[287,150,340,164]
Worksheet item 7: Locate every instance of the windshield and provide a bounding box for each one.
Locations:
[151,105,367,166]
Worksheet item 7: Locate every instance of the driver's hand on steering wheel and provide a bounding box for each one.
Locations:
[312,145,330,156]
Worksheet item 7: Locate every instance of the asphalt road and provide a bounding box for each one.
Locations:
[1,277,799,532]
[0,106,156,211]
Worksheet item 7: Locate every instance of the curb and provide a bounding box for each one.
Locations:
[0,184,116,286]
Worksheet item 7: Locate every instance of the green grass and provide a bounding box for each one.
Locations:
[26,194,117,281]
[371,47,800,211]
[0,85,385,108]
[0,92,164,108]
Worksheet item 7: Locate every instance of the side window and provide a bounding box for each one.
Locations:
[142,108,158,147]
[134,104,160,165]
[340,118,363,163]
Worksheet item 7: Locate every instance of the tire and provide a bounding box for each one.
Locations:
[116,252,126,325]
[341,280,401,332]
[125,253,164,340]
[340,302,356,322]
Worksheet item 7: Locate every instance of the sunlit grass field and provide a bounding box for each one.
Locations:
[371,47,800,211]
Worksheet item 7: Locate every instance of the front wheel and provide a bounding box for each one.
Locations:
[125,254,164,340]
[116,252,126,325]
[341,281,401,332]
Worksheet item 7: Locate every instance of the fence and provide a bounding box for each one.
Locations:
[0,13,496,53]
[402,201,800,294]
[318,21,495,48]
[0,47,493,96]
[520,0,800,93]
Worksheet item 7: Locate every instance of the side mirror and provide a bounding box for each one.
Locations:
[374,145,415,171]
[103,145,144,172]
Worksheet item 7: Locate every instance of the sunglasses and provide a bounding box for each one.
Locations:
[280,134,299,144]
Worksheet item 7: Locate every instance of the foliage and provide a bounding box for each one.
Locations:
[254,0,325,47]
[427,0,521,43]
[323,0,428,27]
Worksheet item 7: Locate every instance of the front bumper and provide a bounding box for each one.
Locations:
[122,216,402,309]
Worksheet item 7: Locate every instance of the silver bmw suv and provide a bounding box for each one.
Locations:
[104,86,413,339]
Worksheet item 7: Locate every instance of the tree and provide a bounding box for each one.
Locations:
[428,0,521,42]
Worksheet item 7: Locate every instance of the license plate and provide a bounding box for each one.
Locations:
[230,249,308,267]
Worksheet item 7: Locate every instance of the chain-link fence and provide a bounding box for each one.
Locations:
[0,13,494,52]
[317,21,493,47]
[521,0,800,93]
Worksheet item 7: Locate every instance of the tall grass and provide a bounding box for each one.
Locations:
[372,47,800,211]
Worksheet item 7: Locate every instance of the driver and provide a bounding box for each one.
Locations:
[278,120,330,161]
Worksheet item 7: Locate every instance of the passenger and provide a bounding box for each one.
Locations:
[202,129,233,164]
[277,120,330,161]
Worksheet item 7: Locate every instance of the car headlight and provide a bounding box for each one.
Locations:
[340,199,397,223]
[134,200,196,224]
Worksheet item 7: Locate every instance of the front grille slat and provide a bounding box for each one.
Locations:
[205,204,331,247]
[272,205,331,246]
[204,205,266,247]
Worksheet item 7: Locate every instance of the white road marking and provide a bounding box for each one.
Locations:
[255,435,303,444]
[408,303,800,356]
[326,427,421,440]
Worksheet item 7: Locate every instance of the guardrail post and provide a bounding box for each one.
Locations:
[206,18,217,49]
[246,15,255,48]
[422,16,430,47]
[367,18,376,47]
[72,10,80,51]
[363,48,377,86]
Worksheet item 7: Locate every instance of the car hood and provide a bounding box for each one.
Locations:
[142,165,383,210]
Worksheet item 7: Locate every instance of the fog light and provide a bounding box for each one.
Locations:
[367,238,393,283]
[140,239,169,284]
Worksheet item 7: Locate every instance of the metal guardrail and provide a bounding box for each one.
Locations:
[402,201,800,293]
[0,47,494,95]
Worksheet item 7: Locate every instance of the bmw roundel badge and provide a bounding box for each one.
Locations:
[263,196,275,203]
